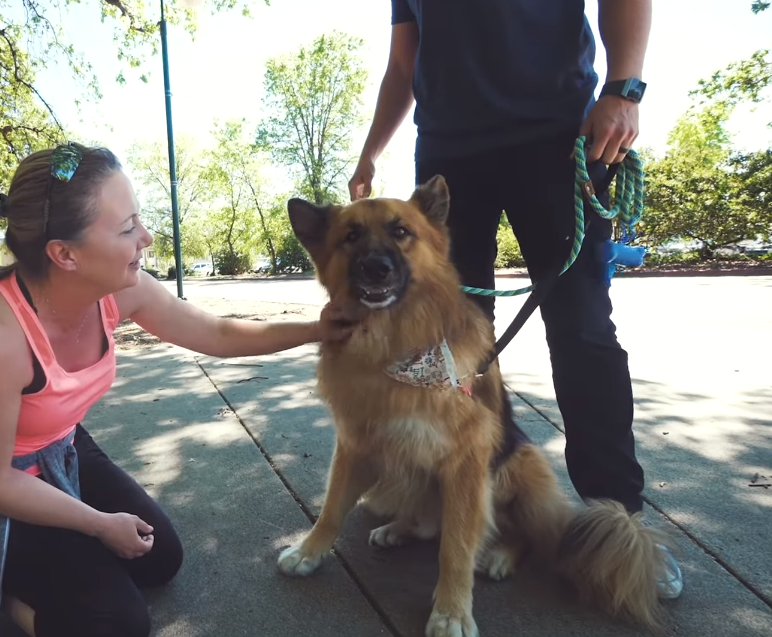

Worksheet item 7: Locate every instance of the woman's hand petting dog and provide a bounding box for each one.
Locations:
[317,302,361,344]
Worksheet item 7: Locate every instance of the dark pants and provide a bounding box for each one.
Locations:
[3,425,183,637]
[417,131,645,513]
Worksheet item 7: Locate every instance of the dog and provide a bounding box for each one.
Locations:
[278,175,670,637]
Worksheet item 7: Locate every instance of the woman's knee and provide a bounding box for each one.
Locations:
[35,588,151,637]
[155,526,184,585]
[131,521,184,588]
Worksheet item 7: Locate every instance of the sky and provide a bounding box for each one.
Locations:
[26,0,772,199]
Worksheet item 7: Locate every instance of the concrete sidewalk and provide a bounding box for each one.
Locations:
[3,344,771,637]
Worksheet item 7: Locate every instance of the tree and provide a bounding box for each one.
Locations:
[752,2,770,14]
[642,103,771,256]
[203,120,264,275]
[262,195,312,273]
[0,23,65,190]
[256,31,368,205]
[691,49,772,125]
[1,0,266,189]
[732,149,772,238]
[126,134,209,261]
[641,15,772,258]
[212,119,279,273]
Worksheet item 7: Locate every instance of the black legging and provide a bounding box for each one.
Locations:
[2,425,183,637]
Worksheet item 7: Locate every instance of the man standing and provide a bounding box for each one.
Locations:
[349,0,682,598]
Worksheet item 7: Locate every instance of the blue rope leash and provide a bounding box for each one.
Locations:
[460,136,646,297]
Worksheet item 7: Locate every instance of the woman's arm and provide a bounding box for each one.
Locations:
[115,271,354,358]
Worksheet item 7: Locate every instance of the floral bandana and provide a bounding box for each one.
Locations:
[384,339,472,396]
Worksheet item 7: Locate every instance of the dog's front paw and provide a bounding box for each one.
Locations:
[277,545,325,577]
[369,522,408,548]
[425,610,478,637]
[475,545,516,581]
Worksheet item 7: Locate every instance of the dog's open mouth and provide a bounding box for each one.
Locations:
[354,285,399,310]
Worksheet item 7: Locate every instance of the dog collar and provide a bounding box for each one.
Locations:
[384,339,472,396]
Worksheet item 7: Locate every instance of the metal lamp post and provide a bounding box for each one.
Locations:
[159,0,184,299]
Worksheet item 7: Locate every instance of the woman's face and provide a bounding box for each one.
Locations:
[71,170,153,292]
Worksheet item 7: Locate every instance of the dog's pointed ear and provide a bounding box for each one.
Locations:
[410,175,450,225]
[287,198,331,262]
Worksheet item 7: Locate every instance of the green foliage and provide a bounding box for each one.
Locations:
[209,119,280,274]
[126,134,209,261]
[256,31,368,205]
[640,45,772,257]
[261,197,312,273]
[690,49,772,121]
[0,21,66,190]
[1,0,267,188]
[494,216,525,269]
[752,1,770,14]
[213,249,251,276]
[202,120,263,273]
[731,148,772,226]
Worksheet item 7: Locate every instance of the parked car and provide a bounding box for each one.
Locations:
[737,240,772,257]
[253,256,271,274]
[191,262,213,276]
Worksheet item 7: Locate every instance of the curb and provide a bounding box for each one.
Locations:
[167,268,772,284]
[495,267,772,279]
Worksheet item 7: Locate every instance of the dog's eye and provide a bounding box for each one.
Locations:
[344,227,361,244]
[392,226,410,240]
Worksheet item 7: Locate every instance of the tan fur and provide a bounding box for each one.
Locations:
[278,177,669,635]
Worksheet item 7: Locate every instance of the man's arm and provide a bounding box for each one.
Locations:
[348,21,419,200]
[599,0,652,81]
[581,0,652,164]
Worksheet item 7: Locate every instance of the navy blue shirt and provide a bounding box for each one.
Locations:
[391,0,599,162]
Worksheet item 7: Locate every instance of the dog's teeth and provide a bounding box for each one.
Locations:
[361,295,397,310]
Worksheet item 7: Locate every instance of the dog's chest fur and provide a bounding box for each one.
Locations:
[375,416,452,468]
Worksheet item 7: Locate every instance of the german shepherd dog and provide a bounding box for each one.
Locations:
[279,176,669,636]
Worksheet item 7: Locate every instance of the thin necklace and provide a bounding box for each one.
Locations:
[45,298,91,345]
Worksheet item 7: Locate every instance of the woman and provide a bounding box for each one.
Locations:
[0,143,353,637]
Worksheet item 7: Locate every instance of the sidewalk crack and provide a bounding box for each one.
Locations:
[196,357,405,637]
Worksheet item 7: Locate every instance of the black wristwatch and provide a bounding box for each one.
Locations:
[599,78,647,103]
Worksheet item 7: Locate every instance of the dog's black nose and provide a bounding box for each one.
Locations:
[359,254,394,283]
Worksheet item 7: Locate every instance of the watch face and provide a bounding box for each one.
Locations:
[623,78,646,102]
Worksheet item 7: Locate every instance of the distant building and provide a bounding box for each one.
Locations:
[0,230,13,266]
[140,246,160,270]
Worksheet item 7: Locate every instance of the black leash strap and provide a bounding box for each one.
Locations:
[475,162,620,376]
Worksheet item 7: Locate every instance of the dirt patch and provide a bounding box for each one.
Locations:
[114,297,320,351]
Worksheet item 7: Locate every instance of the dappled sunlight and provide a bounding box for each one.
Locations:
[76,348,379,637]
[267,394,325,412]
[269,453,300,470]
[82,333,772,637]
[633,378,772,465]
[311,493,327,511]
[503,368,772,605]
[541,434,567,461]
[311,416,333,429]
[738,489,772,509]
[155,618,206,637]
[730,607,772,634]
[137,421,245,452]
[273,530,309,552]
[128,419,247,489]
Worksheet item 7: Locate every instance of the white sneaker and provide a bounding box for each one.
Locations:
[657,543,683,599]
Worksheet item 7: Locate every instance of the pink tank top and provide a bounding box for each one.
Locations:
[0,273,120,474]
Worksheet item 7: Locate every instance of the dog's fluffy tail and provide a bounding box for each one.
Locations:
[557,499,669,627]
[498,445,669,627]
